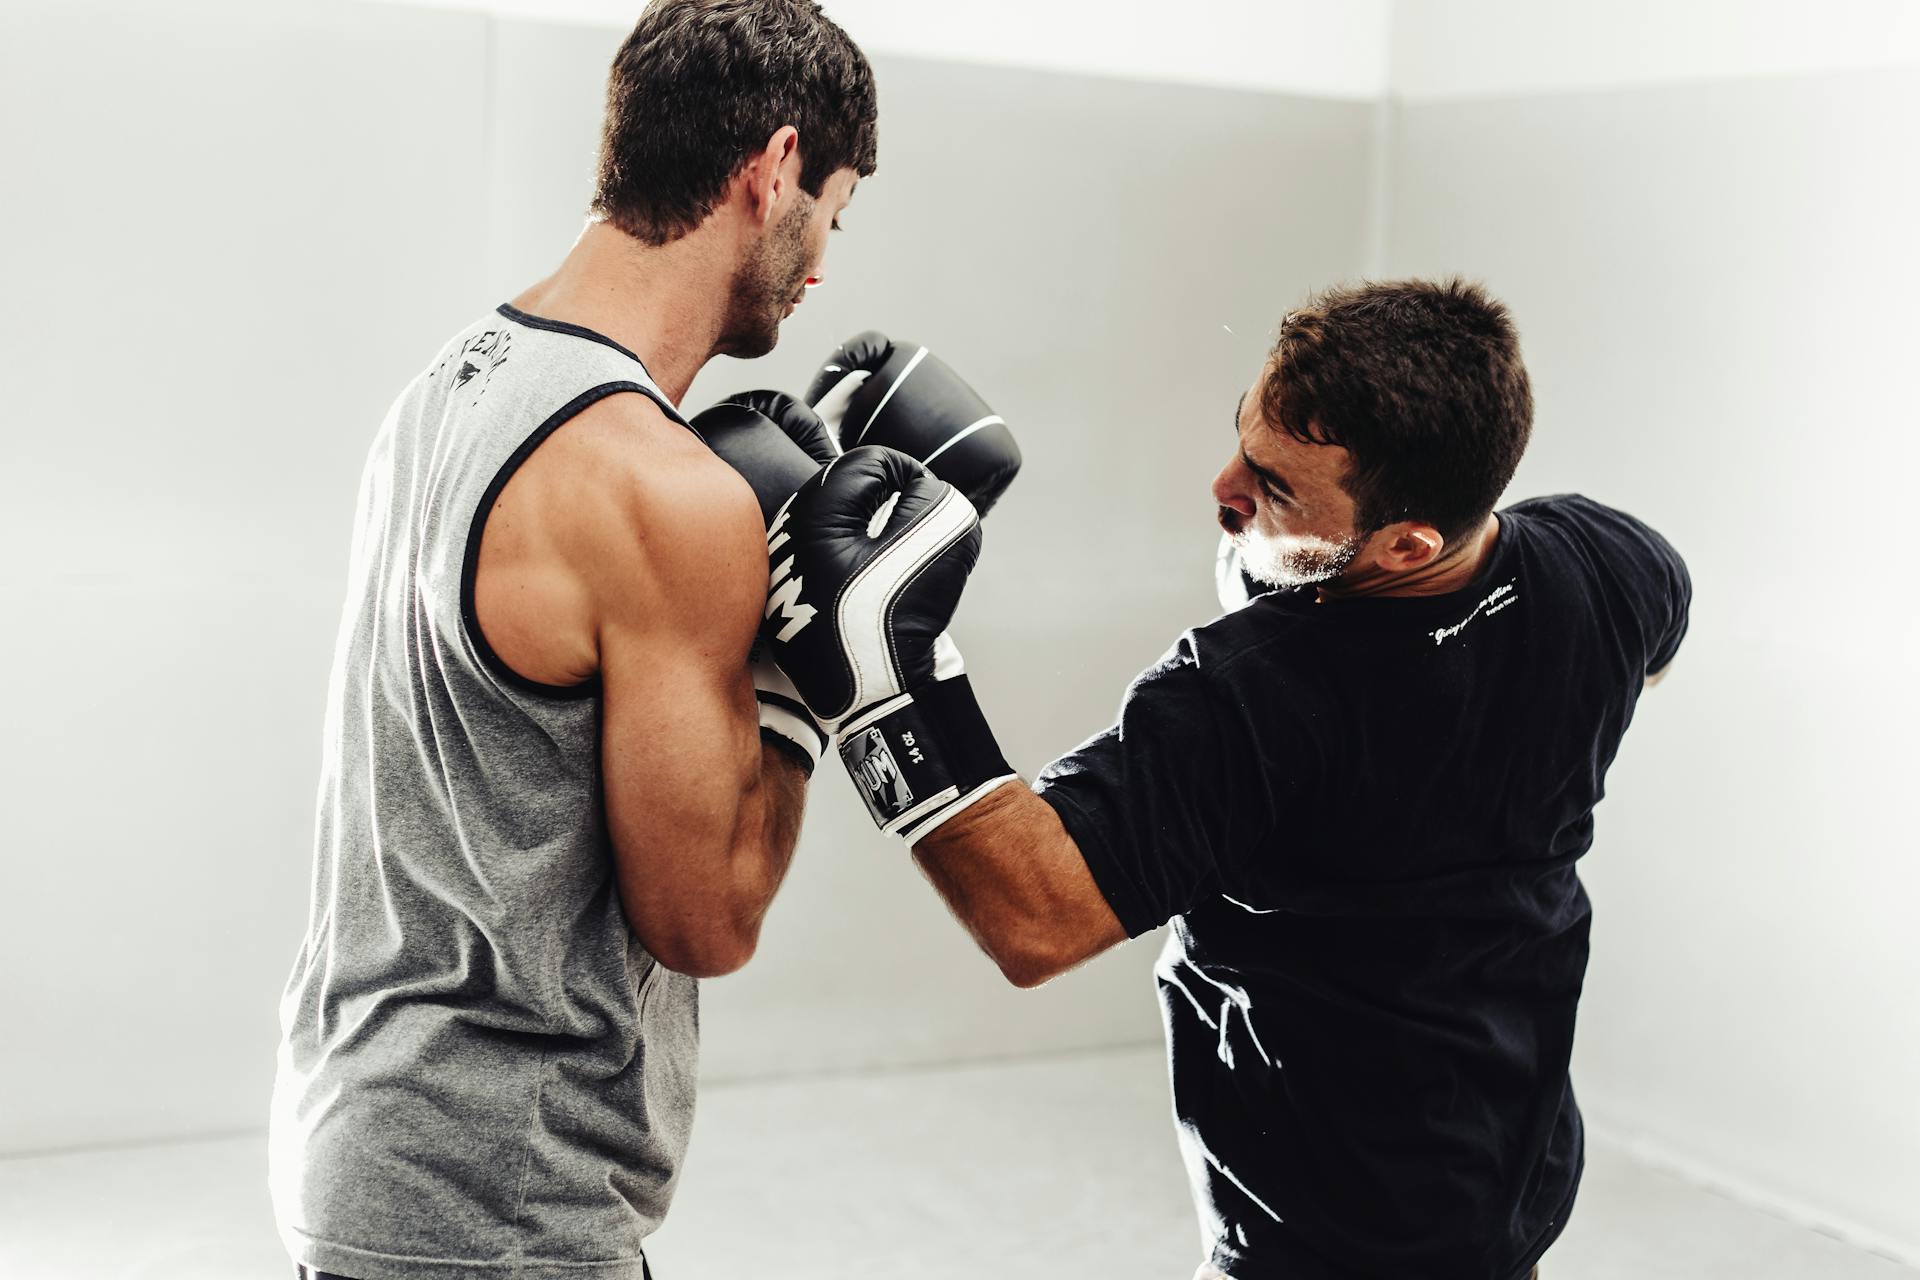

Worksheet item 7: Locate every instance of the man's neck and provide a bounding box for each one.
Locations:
[508,219,735,406]
[1318,514,1502,603]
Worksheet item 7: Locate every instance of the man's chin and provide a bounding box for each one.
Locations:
[715,323,781,360]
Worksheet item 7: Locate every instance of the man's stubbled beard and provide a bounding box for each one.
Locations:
[1220,505,1363,589]
[715,193,814,359]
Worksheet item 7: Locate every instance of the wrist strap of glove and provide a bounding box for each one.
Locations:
[760,725,819,774]
[836,675,1017,840]
[754,645,825,775]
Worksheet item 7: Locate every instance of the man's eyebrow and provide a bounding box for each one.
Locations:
[1241,450,1295,498]
[1233,395,1295,496]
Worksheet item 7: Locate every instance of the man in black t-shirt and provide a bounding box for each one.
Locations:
[892,279,1691,1279]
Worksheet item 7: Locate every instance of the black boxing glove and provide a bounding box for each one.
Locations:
[804,331,1022,516]
[777,345,1020,770]
[763,446,1017,839]
[690,393,840,772]
[693,391,837,523]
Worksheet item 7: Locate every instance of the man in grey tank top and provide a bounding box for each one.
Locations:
[269,4,875,1277]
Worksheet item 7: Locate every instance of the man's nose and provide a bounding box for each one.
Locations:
[1212,459,1255,517]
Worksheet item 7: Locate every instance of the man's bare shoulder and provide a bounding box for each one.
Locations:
[538,392,764,628]
[544,389,715,485]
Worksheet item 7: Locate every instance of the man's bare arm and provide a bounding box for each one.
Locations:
[565,397,810,977]
[910,783,1127,988]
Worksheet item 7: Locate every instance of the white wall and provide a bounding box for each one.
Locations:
[1384,67,1920,1259]
[5,0,1913,1262]
[385,0,1920,101]
[392,0,1395,98]
[0,0,496,1156]
[1392,0,1920,99]
[0,1,1373,1153]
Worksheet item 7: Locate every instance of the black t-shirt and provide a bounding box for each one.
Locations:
[1036,495,1690,1280]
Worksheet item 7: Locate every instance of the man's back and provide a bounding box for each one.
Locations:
[269,308,704,1279]
[270,6,877,1275]
[1040,493,1690,1279]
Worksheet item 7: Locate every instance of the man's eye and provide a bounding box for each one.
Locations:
[831,218,843,232]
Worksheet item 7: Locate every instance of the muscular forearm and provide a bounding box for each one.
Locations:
[911,783,1126,987]
[728,741,810,934]
[645,741,807,978]
[758,741,809,876]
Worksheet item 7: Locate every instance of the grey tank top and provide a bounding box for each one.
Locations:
[271,304,699,1280]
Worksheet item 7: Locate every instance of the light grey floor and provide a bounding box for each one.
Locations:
[0,1046,1910,1280]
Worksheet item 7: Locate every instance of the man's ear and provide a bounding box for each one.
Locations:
[1376,522,1447,572]
[738,125,801,227]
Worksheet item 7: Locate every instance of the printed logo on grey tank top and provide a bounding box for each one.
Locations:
[270,305,699,1280]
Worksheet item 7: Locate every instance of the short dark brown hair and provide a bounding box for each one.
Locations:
[1260,278,1534,547]
[593,0,879,245]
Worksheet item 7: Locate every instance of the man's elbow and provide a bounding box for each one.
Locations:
[627,893,763,978]
[998,955,1062,989]
[987,929,1078,989]
[647,928,758,979]
[617,838,778,978]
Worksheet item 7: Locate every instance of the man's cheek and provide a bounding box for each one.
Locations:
[1259,508,1299,542]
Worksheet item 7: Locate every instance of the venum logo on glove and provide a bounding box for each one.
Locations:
[844,726,913,814]
[763,496,817,643]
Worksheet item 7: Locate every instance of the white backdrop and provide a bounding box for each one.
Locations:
[1,0,1913,1262]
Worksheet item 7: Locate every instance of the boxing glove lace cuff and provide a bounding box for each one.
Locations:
[758,699,824,775]
[760,725,819,775]
[835,674,1015,840]
[754,646,826,774]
